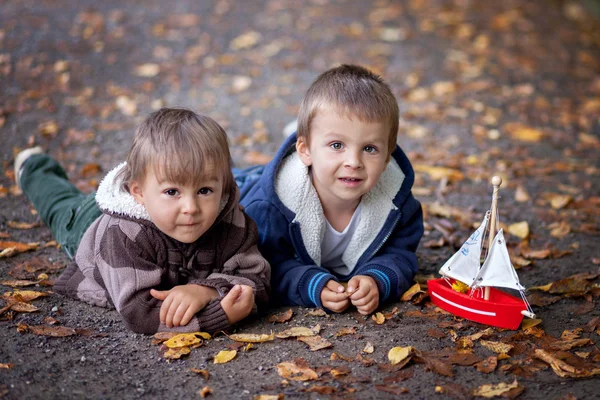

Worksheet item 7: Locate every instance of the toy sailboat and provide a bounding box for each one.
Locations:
[427,176,535,330]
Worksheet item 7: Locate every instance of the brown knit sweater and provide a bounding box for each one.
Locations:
[54,163,271,334]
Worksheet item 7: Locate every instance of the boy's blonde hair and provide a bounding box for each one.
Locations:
[297,64,399,156]
[119,108,234,193]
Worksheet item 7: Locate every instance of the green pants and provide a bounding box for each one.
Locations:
[20,154,102,259]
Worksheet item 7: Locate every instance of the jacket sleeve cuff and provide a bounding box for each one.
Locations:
[298,270,336,309]
[361,266,399,304]
[196,299,231,333]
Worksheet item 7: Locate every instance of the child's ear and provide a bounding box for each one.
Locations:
[129,181,145,205]
[296,137,312,167]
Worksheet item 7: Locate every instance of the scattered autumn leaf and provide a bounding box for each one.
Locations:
[213,350,237,364]
[480,340,514,355]
[297,335,332,351]
[276,359,318,381]
[334,326,357,337]
[363,342,374,354]
[388,346,413,366]
[372,312,385,324]
[508,221,529,239]
[276,325,320,339]
[472,379,524,398]
[27,325,77,337]
[163,332,206,349]
[267,309,293,323]
[229,332,274,343]
[190,368,210,379]
[199,386,212,398]
[163,346,190,360]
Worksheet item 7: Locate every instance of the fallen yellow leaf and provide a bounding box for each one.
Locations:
[276,325,320,339]
[297,335,332,351]
[228,332,275,343]
[372,312,385,324]
[472,379,522,397]
[508,221,529,239]
[363,342,374,354]
[480,340,514,354]
[164,333,205,349]
[163,346,191,360]
[214,350,237,364]
[276,360,318,381]
[388,346,413,365]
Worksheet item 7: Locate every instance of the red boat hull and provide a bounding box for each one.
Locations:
[427,278,527,330]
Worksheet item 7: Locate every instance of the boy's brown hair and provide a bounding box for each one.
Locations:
[297,64,399,156]
[119,108,234,193]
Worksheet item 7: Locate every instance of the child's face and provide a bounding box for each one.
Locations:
[297,108,390,210]
[130,165,224,243]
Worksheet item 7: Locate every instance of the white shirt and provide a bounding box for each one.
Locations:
[321,204,362,275]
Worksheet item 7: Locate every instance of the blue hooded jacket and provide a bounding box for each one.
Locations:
[237,133,423,310]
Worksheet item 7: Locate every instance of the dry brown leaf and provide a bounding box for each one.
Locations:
[6,221,39,230]
[508,221,529,239]
[549,221,571,238]
[267,309,293,323]
[372,312,385,324]
[199,386,212,398]
[521,318,542,330]
[0,279,43,287]
[534,349,600,378]
[134,63,160,77]
[213,350,237,364]
[163,347,191,360]
[27,325,77,337]
[297,335,332,351]
[363,342,374,354]
[334,326,357,337]
[414,164,464,182]
[276,360,318,381]
[80,163,102,178]
[467,327,495,341]
[561,328,582,340]
[164,333,205,349]
[190,368,210,379]
[515,185,530,202]
[472,379,523,398]
[3,290,49,302]
[229,332,274,343]
[276,325,320,339]
[306,309,327,317]
[388,346,413,366]
[253,395,283,400]
[8,302,39,313]
[475,355,498,373]
[229,31,262,50]
[480,340,514,355]
[547,338,592,351]
[400,282,424,302]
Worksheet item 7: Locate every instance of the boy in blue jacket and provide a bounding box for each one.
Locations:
[236,64,424,315]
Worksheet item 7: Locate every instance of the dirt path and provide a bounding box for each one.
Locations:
[1,1,599,399]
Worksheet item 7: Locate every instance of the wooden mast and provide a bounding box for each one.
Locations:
[484,176,502,301]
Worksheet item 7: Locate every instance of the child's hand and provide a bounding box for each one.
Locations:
[150,284,219,328]
[220,284,255,324]
[320,280,351,313]
[347,275,379,315]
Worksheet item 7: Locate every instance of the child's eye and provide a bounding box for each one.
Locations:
[164,189,179,196]
[330,142,344,150]
[198,187,213,195]
[364,145,378,153]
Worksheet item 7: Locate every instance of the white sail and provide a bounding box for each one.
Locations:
[439,214,489,286]
[472,229,525,291]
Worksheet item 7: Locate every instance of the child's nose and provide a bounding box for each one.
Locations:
[344,150,363,169]
[182,197,200,214]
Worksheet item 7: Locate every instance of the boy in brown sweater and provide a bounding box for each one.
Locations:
[16,108,270,334]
